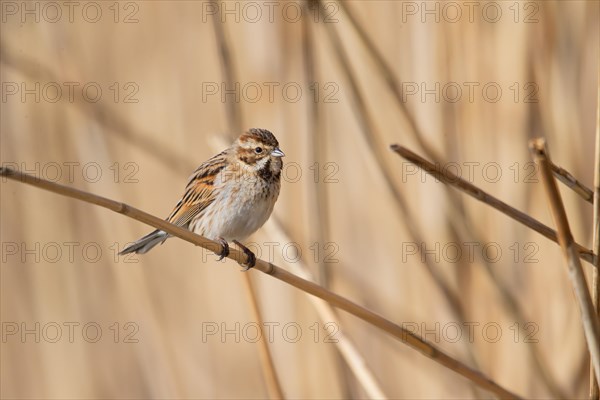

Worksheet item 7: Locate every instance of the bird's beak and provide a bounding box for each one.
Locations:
[271,148,285,157]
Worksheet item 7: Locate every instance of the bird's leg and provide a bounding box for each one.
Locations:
[233,240,256,271]
[215,237,229,261]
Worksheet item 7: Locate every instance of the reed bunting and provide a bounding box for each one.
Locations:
[119,128,284,269]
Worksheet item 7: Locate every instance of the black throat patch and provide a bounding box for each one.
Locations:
[257,159,280,183]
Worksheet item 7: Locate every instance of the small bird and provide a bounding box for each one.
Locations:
[119,128,284,269]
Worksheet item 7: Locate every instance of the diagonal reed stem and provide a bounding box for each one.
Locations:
[390,145,597,266]
[528,138,600,385]
[264,216,388,399]
[0,166,521,399]
[550,163,594,204]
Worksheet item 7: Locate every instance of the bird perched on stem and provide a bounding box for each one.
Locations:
[119,128,284,269]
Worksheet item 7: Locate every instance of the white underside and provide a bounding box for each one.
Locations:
[189,173,279,241]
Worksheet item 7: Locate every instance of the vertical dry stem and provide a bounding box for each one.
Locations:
[242,275,285,399]
[529,138,600,385]
[590,72,600,400]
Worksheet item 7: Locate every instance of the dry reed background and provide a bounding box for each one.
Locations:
[1,0,599,398]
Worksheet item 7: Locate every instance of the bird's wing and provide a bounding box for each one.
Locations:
[166,151,228,228]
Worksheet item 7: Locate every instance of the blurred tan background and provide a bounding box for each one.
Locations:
[1,0,598,398]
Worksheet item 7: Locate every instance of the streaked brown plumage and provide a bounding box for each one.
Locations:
[119,128,284,268]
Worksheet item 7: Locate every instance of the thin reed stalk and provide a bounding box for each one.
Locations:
[210,4,242,138]
[264,216,388,399]
[590,74,600,399]
[528,138,600,385]
[550,163,593,204]
[335,0,444,163]
[302,1,331,288]
[241,274,285,399]
[390,145,597,266]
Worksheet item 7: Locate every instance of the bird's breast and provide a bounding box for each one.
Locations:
[190,169,280,241]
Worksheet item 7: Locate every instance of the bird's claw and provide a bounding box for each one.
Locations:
[233,240,256,271]
[216,237,229,261]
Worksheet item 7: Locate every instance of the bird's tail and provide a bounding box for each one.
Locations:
[119,230,169,255]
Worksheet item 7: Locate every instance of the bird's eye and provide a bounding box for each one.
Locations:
[254,147,263,154]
